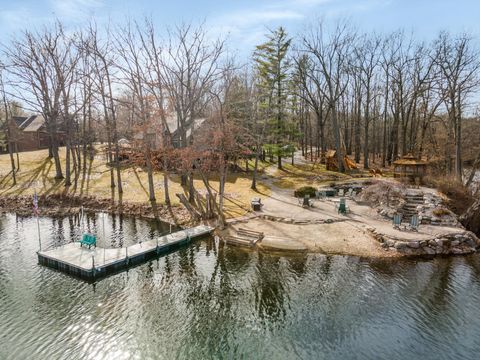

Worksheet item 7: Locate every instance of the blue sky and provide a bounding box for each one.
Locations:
[1,0,479,55]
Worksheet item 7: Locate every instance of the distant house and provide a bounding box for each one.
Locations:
[7,115,64,152]
[133,113,207,149]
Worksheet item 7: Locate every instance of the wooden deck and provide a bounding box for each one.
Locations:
[38,225,214,280]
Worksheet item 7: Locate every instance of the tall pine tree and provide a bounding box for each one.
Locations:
[253,27,291,170]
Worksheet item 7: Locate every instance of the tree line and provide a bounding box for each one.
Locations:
[254,23,480,182]
[0,19,479,223]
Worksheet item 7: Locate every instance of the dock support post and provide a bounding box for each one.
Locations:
[81,206,85,234]
[125,247,129,265]
[36,215,42,251]
[92,255,96,278]
[102,213,106,265]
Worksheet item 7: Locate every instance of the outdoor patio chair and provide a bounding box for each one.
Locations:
[337,197,349,214]
[338,189,345,197]
[80,233,97,249]
[392,214,402,230]
[347,188,354,198]
[409,215,419,232]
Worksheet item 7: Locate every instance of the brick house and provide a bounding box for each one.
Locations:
[8,115,64,152]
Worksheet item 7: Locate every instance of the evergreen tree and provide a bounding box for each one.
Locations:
[253,27,291,169]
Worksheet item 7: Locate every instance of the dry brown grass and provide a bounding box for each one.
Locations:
[0,147,270,219]
[424,175,474,215]
[433,208,451,217]
[272,162,369,189]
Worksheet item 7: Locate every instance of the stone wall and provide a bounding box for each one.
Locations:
[364,182,461,227]
[369,228,480,256]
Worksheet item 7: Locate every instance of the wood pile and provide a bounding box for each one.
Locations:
[325,150,358,171]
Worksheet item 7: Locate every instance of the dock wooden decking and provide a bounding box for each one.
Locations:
[38,225,214,280]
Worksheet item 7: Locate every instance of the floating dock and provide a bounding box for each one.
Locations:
[38,225,214,280]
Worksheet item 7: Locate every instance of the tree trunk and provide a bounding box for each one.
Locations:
[198,170,225,228]
[51,134,63,180]
[15,143,20,172]
[188,173,195,204]
[114,139,122,195]
[145,147,156,201]
[163,155,171,205]
[455,98,462,182]
[176,193,201,220]
[251,147,259,190]
[331,104,344,172]
[363,96,370,169]
[354,92,362,163]
[381,73,389,168]
[219,158,227,219]
[65,141,72,186]
[8,141,16,185]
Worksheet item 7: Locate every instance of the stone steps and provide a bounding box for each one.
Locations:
[401,192,425,219]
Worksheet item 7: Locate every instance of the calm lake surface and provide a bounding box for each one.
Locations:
[1,213,480,360]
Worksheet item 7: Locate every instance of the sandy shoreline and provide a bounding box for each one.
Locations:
[221,218,399,258]
[1,189,478,259]
[219,177,480,258]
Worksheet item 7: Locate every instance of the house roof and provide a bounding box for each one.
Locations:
[162,113,206,137]
[134,113,206,141]
[12,116,28,128]
[11,115,46,132]
[393,154,428,166]
[22,115,45,132]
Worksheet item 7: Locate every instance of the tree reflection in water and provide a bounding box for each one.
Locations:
[2,214,480,359]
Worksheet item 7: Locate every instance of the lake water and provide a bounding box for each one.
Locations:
[1,213,480,359]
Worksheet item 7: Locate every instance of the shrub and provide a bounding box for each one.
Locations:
[424,176,474,215]
[294,186,317,198]
[433,208,451,217]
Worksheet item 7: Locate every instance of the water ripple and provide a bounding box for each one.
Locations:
[1,214,480,359]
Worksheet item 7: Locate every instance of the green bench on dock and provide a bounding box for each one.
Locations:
[80,233,97,249]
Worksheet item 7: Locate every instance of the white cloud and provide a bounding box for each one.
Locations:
[49,0,104,22]
[208,0,333,54]
[218,9,304,30]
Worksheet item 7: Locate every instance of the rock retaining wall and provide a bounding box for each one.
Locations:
[227,214,347,226]
[258,214,345,225]
[368,228,480,256]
